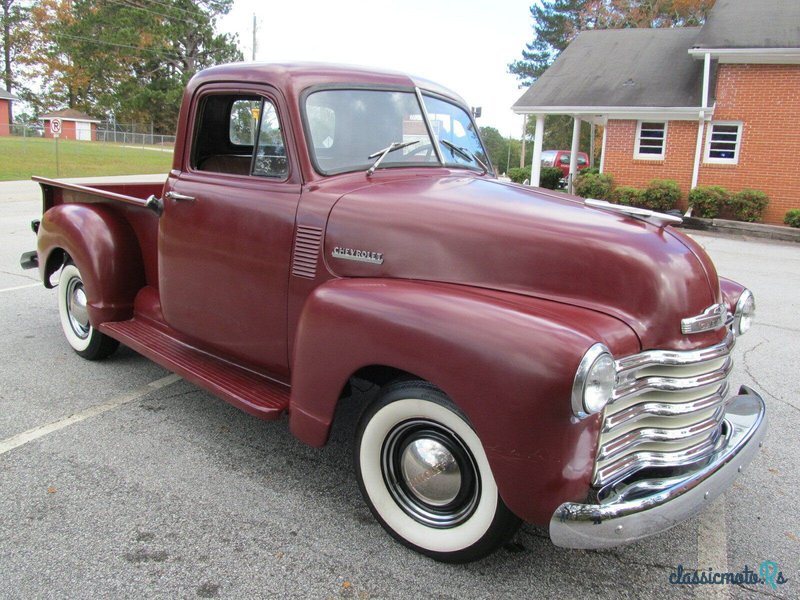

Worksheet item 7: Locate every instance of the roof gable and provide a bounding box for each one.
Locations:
[694,0,800,49]
[513,27,703,111]
[0,88,20,101]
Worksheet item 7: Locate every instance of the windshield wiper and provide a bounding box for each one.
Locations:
[367,140,419,176]
[440,140,489,174]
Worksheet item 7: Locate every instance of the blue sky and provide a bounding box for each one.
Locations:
[219,0,535,138]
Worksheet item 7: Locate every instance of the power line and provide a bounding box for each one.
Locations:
[53,32,177,60]
[121,0,197,25]
[137,0,202,20]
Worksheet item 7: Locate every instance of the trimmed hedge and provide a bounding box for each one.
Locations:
[728,189,769,222]
[507,167,530,184]
[540,166,564,190]
[612,186,644,207]
[640,179,681,212]
[688,185,729,219]
[573,172,614,200]
[785,209,800,228]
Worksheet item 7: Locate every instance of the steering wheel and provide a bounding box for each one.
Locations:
[407,143,435,159]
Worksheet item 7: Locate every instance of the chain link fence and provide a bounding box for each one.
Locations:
[3,122,176,149]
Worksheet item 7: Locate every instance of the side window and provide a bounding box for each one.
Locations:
[635,121,667,159]
[192,93,288,179]
[704,122,742,164]
[253,101,288,178]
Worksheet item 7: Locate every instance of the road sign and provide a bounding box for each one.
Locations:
[50,118,62,137]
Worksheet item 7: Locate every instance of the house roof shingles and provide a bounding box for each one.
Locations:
[0,88,20,101]
[513,27,703,111]
[694,0,800,49]
[39,108,101,122]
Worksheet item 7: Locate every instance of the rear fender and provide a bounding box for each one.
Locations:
[38,203,145,326]
[288,278,640,524]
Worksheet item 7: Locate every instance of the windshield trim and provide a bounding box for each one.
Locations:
[300,84,491,177]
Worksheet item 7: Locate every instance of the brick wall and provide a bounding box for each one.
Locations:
[602,64,800,224]
[698,64,800,224]
[603,119,699,211]
[0,100,10,136]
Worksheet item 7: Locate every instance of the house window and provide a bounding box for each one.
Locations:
[635,121,667,159]
[704,122,742,164]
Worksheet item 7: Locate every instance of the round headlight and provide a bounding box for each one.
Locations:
[572,344,616,418]
[734,289,755,336]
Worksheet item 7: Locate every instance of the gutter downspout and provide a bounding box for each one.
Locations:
[599,120,608,174]
[691,52,712,192]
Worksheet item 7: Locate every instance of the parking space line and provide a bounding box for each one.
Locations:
[0,374,181,455]
[696,499,729,600]
[0,283,41,293]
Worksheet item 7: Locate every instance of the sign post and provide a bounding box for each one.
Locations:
[50,118,62,176]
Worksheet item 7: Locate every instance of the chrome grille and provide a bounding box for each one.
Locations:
[594,332,735,488]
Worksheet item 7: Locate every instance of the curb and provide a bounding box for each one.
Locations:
[678,217,800,244]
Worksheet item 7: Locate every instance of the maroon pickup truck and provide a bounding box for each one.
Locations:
[21,63,766,563]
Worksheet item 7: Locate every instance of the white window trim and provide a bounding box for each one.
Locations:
[704,121,743,164]
[634,120,667,160]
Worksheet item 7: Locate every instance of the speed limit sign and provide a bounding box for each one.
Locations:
[50,118,62,137]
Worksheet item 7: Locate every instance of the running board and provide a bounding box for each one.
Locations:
[101,319,290,420]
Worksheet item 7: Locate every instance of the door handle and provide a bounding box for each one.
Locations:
[165,191,195,202]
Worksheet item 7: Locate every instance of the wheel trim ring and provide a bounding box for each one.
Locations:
[65,277,91,339]
[381,419,481,529]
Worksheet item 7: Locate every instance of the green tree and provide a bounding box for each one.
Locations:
[479,126,521,175]
[1,0,32,121]
[20,0,242,133]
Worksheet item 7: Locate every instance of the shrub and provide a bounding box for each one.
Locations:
[641,179,681,212]
[612,186,644,207]
[688,185,729,219]
[727,189,769,222]
[539,166,564,189]
[507,167,530,184]
[785,208,800,228]
[573,172,614,200]
[582,167,600,176]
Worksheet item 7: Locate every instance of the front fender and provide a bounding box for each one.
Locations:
[38,203,145,326]
[289,278,640,524]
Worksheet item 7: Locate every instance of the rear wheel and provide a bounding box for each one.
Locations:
[58,263,119,360]
[354,380,521,562]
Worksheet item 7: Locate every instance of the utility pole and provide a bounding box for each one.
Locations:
[252,14,257,61]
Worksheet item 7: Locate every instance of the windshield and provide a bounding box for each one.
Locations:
[421,95,489,172]
[305,89,439,175]
[304,88,490,176]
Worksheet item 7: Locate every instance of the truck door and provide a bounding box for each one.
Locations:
[159,85,301,377]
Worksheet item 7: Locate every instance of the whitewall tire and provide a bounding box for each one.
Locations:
[354,380,521,562]
[57,263,119,360]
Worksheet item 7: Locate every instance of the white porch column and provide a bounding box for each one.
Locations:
[568,116,582,193]
[530,114,545,186]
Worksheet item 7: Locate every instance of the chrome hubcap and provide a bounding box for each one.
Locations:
[66,277,90,339]
[400,438,461,506]
[381,419,480,528]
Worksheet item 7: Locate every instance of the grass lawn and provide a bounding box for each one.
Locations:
[0,136,173,181]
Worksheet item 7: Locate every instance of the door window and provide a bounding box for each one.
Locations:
[193,94,288,179]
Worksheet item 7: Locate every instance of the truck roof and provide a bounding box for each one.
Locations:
[187,62,468,106]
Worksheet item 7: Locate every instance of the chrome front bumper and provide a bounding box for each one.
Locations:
[549,386,766,549]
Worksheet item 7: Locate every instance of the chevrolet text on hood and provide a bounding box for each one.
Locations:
[21,63,766,563]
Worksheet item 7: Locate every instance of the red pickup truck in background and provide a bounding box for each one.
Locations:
[21,63,766,563]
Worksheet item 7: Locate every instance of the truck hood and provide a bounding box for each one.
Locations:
[324,174,723,350]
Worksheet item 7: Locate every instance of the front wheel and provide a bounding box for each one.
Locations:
[57,263,119,360]
[354,380,521,562]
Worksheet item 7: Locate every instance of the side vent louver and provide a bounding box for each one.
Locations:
[292,225,323,279]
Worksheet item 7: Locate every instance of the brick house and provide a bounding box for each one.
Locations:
[0,87,20,136]
[512,0,800,224]
[40,108,101,141]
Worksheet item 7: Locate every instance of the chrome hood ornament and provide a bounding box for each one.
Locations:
[584,198,683,228]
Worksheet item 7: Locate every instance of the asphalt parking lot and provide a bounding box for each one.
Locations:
[1,177,797,599]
